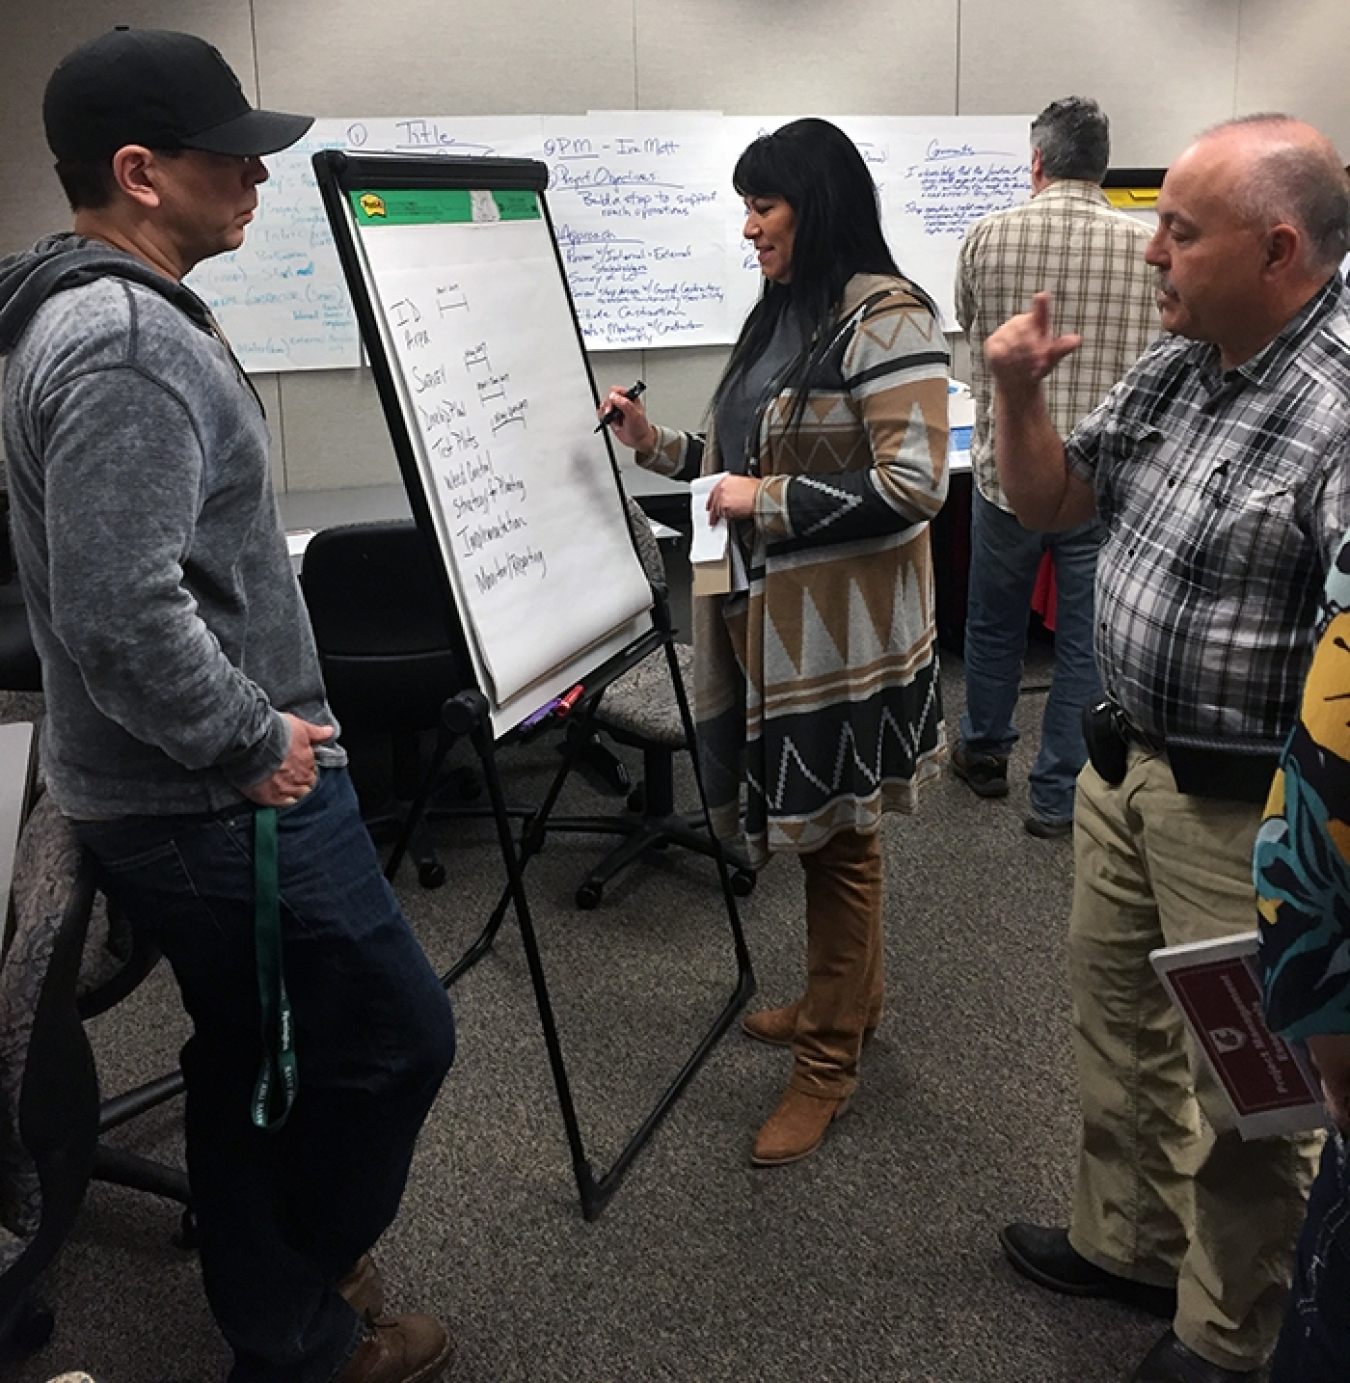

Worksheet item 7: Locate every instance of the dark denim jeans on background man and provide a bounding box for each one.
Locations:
[1270,1127,1350,1382]
[76,767,456,1383]
[959,487,1103,824]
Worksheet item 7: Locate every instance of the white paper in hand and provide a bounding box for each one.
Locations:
[689,475,729,563]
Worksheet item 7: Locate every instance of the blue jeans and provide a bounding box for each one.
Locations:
[1271,1129,1350,1381]
[960,488,1103,823]
[76,767,456,1383]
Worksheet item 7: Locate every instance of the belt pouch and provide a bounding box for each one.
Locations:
[1166,744,1278,805]
[1082,699,1129,787]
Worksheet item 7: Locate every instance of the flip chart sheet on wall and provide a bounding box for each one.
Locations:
[192,113,1032,369]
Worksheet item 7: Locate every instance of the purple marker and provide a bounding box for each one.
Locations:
[519,697,562,731]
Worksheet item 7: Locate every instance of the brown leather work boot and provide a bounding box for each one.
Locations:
[336,1313,453,1383]
[750,1087,850,1166]
[337,1253,385,1323]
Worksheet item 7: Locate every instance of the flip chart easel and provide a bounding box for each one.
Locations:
[313,150,754,1218]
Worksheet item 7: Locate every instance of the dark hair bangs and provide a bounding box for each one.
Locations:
[732,134,806,206]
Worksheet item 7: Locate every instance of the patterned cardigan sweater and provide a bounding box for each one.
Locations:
[635,273,950,866]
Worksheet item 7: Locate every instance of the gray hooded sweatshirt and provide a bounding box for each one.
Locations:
[0,233,343,818]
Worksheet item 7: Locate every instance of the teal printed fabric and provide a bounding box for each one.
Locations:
[1256,526,1350,1039]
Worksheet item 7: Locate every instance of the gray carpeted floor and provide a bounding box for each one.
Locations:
[3,647,1174,1383]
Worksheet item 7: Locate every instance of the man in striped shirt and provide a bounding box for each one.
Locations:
[989,117,1350,1383]
[953,96,1159,837]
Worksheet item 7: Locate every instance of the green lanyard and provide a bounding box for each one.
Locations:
[251,807,298,1131]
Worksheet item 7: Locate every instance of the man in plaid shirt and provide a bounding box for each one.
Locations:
[989,116,1350,1383]
[953,97,1158,837]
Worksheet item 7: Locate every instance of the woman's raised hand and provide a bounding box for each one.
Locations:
[599,386,658,453]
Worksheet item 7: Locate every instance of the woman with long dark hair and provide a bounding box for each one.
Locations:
[603,118,949,1165]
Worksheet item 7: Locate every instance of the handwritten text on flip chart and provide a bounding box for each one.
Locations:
[186,113,1031,369]
[360,216,651,708]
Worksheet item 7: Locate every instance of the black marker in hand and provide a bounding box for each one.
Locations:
[595,380,646,433]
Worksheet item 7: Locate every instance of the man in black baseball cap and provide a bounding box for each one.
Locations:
[44,26,313,163]
[40,27,314,255]
[0,31,457,1383]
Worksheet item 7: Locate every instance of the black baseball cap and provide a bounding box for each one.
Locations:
[44,28,314,163]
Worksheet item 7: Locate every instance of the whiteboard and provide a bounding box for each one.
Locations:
[188,112,1033,369]
[544,111,746,348]
[315,155,653,737]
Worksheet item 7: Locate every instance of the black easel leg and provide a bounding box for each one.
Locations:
[451,690,599,1209]
[433,629,757,1219]
[437,693,594,988]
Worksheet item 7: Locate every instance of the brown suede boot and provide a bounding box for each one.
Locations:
[742,1000,880,1050]
[337,1252,386,1323]
[750,1087,850,1166]
[791,829,885,1092]
[741,1000,800,1046]
[336,1313,453,1383]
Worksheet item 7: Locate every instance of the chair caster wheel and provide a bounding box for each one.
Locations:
[176,1207,199,1250]
[11,1296,54,1351]
[418,861,447,889]
[575,882,602,910]
[731,868,756,897]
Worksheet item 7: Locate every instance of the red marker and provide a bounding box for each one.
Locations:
[555,684,585,717]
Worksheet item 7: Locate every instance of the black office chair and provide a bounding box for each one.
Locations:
[555,501,756,908]
[301,521,475,889]
[0,588,40,697]
[0,497,42,697]
[0,789,191,1358]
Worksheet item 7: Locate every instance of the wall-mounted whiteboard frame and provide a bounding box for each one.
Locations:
[312,151,653,737]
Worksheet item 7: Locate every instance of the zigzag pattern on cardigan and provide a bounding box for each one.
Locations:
[745,662,943,831]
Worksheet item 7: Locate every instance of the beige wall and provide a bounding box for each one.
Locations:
[3,0,1347,491]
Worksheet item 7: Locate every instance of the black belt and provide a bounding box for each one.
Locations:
[1085,700,1278,805]
[1119,719,1166,754]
